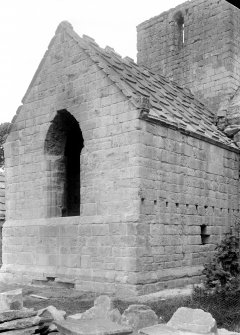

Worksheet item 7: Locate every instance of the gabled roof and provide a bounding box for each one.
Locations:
[21,21,239,151]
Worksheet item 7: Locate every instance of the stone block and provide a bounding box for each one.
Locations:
[0,308,37,323]
[120,305,158,334]
[37,305,66,321]
[139,324,179,335]
[55,318,133,335]
[167,307,217,334]
[67,295,122,324]
[0,316,41,331]
[1,326,39,334]
[0,289,23,312]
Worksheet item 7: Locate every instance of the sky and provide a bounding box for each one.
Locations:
[0,0,184,124]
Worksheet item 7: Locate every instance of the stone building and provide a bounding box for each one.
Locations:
[0,172,5,265]
[2,0,240,296]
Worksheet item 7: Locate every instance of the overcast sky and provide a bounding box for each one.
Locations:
[0,0,184,124]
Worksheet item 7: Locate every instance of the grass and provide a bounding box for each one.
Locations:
[2,282,240,331]
[114,289,240,332]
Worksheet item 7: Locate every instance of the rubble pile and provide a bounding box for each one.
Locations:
[0,289,239,335]
[0,289,61,334]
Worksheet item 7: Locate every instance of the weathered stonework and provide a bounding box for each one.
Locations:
[2,2,240,296]
[129,122,239,295]
[0,172,5,265]
[3,23,142,296]
[137,0,240,117]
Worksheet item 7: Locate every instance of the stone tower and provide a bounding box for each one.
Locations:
[137,0,240,119]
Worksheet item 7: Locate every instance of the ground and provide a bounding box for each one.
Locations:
[0,283,98,315]
[1,283,240,331]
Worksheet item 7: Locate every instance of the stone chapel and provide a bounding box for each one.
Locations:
[2,0,240,296]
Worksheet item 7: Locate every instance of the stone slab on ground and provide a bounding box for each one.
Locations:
[0,308,37,323]
[139,325,240,335]
[67,295,121,324]
[0,315,41,331]
[80,295,114,319]
[167,307,217,334]
[2,326,38,334]
[54,318,133,335]
[139,324,180,335]
[120,304,158,333]
[37,305,66,321]
[0,289,23,311]
[218,329,240,335]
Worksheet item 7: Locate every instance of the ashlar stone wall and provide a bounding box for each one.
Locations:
[2,21,240,297]
[0,172,5,265]
[2,24,143,296]
[132,120,240,295]
[137,0,240,116]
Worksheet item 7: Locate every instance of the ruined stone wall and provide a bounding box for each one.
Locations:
[137,0,240,115]
[134,121,240,295]
[3,25,142,296]
[0,172,5,265]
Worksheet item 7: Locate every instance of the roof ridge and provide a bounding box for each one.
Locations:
[13,21,239,152]
[61,26,238,150]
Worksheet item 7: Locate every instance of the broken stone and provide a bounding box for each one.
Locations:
[218,329,240,335]
[0,289,23,312]
[224,125,240,137]
[80,295,113,319]
[68,308,122,324]
[94,295,114,310]
[120,304,158,333]
[70,295,121,323]
[0,315,41,331]
[139,324,180,335]
[0,308,37,323]
[67,313,83,321]
[37,308,54,323]
[37,305,66,321]
[167,307,217,334]
[108,308,122,324]
[0,326,39,334]
[48,323,58,332]
[54,318,133,335]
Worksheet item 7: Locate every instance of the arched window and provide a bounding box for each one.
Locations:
[174,11,185,49]
[44,110,84,217]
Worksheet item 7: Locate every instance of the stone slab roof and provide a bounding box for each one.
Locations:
[21,21,239,152]
[0,172,5,221]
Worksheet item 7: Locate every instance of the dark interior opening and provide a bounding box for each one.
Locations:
[45,110,84,217]
[201,224,210,245]
[174,11,185,48]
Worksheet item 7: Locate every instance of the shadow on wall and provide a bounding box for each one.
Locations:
[44,110,84,218]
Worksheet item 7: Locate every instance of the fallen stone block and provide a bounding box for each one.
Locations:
[54,318,133,335]
[218,329,240,335]
[94,295,114,310]
[67,313,83,321]
[120,304,158,333]
[1,325,39,334]
[67,295,121,324]
[0,315,41,331]
[0,308,37,323]
[0,289,23,312]
[167,307,217,334]
[139,324,180,335]
[81,295,113,319]
[37,305,66,321]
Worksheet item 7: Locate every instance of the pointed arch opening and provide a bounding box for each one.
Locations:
[44,110,84,217]
[174,11,185,49]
